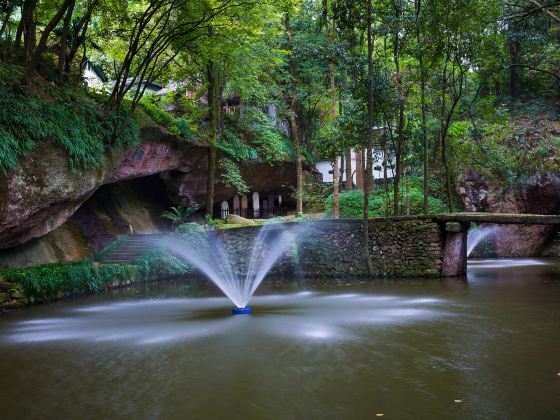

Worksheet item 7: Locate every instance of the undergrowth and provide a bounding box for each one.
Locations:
[0,261,136,303]
[139,97,192,140]
[0,63,139,175]
[0,247,191,304]
[325,187,448,218]
[133,248,192,277]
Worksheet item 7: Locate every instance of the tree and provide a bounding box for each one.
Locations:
[284,12,304,215]
[364,0,374,274]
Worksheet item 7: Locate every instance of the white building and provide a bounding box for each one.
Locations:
[316,148,394,184]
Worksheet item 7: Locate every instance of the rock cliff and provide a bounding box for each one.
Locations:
[0,125,303,266]
[457,171,560,256]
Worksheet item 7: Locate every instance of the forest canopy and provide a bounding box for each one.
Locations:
[0,0,559,216]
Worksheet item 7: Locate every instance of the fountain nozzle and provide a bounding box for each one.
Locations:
[232,307,253,315]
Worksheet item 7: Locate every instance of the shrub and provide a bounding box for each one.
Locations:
[138,98,192,140]
[325,187,448,218]
[218,130,258,160]
[0,86,139,174]
[219,157,249,194]
[177,223,206,234]
[134,248,191,277]
[160,204,200,229]
[0,261,136,303]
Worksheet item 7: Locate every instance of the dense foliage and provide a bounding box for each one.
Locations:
[325,188,448,218]
[0,64,139,174]
[0,249,192,303]
[0,261,136,302]
[0,0,558,212]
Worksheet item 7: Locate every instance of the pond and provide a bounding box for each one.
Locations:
[0,259,559,419]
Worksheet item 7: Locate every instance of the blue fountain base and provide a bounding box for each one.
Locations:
[232,307,253,315]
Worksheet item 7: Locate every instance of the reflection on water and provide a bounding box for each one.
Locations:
[469,258,549,269]
[0,259,558,419]
[5,293,453,345]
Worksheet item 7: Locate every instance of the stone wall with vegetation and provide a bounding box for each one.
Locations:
[0,247,192,312]
[215,218,445,279]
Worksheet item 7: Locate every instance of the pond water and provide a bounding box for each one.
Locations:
[0,259,559,419]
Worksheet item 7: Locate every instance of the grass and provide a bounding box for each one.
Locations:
[0,261,137,303]
[0,247,192,304]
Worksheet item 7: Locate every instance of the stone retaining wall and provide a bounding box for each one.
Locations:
[209,218,467,278]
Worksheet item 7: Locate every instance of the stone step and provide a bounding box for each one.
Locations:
[96,234,167,264]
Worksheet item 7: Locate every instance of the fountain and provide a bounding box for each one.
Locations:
[467,226,498,257]
[166,223,302,313]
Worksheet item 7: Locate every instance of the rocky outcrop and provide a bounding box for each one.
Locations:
[457,171,560,256]
[457,171,560,214]
[0,125,303,251]
[0,127,194,249]
[163,159,297,206]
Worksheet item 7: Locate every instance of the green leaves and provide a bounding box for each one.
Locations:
[160,204,200,229]
[218,157,249,194]
[0,261,137,302]
[325,187,448,218]
[0,75,139,175]
[139,96,193,140]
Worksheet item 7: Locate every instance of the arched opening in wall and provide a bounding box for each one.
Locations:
[233,196,240,216]
[252,192,260,218]
[70,174,172,251]
[220,201,230,219]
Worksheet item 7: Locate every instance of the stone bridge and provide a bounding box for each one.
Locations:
[97,213,560,278]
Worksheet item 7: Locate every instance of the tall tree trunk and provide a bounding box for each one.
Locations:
[206,60,218,218]
[441,142,453,211]
[285,14,303,215]
[290,116,303,215]
[330,60,339,218]
[345,147,352,190]
[383,141,388,194]
[405,165,410,215]
[355,149,363,189]
[439,56,454,211]
[27,0,73,72]
[420,64,428,213]
[392,5,403,217]
[21,0,37,61]
[325,0,339,219]
[0,4,14,40]
[364,0,375,275]
[415,0,429,214]
[393,105,404,216]
[508,20,521,98]
[57,0,76,80]
[340,152,345,189]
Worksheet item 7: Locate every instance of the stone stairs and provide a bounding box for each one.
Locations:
[96,234,167,264]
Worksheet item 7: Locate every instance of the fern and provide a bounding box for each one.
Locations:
[0,80,139,175]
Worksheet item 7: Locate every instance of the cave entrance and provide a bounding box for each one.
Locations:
[70,174,172,251]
